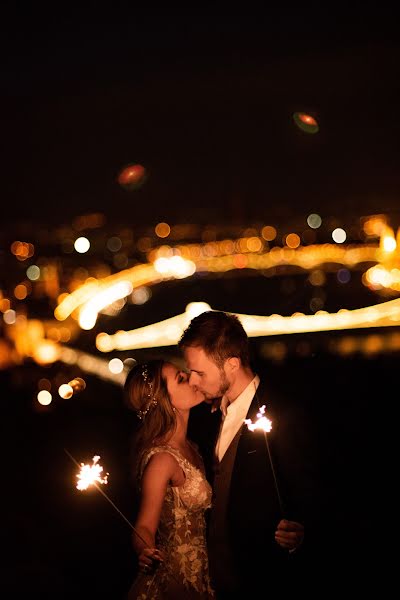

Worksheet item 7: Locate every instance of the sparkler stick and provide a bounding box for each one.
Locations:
[244,402,285,516]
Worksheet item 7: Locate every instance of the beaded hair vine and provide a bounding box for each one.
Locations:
[136,364,158,421]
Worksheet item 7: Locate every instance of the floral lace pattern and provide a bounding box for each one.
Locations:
[128,444,215,599]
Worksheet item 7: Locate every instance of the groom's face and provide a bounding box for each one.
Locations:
[183,346,230,401]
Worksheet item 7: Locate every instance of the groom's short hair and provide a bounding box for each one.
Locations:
[178,310,250,368]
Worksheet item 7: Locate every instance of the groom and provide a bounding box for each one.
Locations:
[179,310,321,598]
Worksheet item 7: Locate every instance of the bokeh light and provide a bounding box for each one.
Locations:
[14,284,28,300]
[332,228,346,243]
[337,268,351,284]
[308,270,326,286]
[117,163,147,191]
[285,233,301,249]
[38,378,51,391]
[59,383,73,399]
[307,213,322,229]
[26,265,40,280]
[3,309,16,324]
[108,358,124,374]
[131,286,151,304]
[74,237,90,253]
[155,222,171,238]
[106,236,122,252]
[68,377,86,393]
[123,357,136,368]
[261,225,277,241]
[37,390,52,406]
[293,112,319,134]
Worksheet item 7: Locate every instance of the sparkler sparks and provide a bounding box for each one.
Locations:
[244,404,272,432]
[76,454,109,490]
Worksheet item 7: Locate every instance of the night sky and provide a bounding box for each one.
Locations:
[2,5,400,226]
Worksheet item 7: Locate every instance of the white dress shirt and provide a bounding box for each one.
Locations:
[215,375,260,462]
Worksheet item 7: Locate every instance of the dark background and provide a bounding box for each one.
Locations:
[1,5,394,598]
[2,4,400,225]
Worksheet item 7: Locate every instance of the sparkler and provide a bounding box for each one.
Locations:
[64,448,143,537]
[244,403,285,516]
[244,404,272,433]
[64,448,180,587]
[76,454,109,490]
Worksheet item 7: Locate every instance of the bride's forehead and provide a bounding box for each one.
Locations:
[162,362,178,378]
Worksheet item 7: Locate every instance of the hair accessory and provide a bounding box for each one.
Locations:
[136,364,158,420]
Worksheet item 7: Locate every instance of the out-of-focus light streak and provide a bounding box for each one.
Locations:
[96,302,211,351]
[54,264,159,321]
[153,255,196,278]
[96,296,400,351]
[53,222,400,330]
[59,346,128,385]
[55,241,381,324]
[5,223,400,376]
[55,258,196,326]
[78,280,133,330]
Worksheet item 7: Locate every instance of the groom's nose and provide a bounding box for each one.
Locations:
[188,371,199,387]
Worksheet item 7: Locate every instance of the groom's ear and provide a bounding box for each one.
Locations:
[226,356,240,373]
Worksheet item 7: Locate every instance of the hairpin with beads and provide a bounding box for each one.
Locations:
[136,364,158,420]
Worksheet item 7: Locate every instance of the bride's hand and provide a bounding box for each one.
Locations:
[139,547,164,572]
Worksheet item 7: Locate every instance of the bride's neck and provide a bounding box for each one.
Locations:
[160,416,188,449]
[165,430,188,449]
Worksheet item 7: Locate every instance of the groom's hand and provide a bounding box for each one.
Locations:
[275,519,304,551]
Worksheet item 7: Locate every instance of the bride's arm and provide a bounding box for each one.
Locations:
[134,452,182,569]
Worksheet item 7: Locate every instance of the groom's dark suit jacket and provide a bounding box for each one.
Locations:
[189,375,324,594]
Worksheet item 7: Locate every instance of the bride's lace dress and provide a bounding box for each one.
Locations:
[128,444,215,599]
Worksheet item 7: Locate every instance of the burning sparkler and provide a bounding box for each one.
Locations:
[244,402,285,516]
[64,448,179,586]
[244,404,272,432]
[76,454,109,490]
[64,448,137,532]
